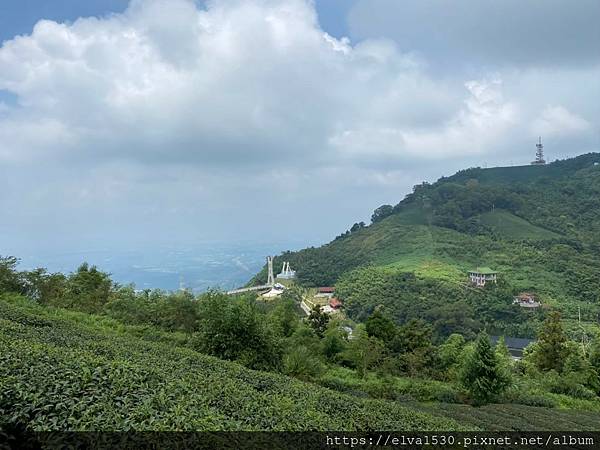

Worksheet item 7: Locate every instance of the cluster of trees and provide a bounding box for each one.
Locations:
[401,182,524,233]
[359,310,513,404]
[333,222,367,241]
[1,256,112,313]
[288,302,600,406]
[358,309,600,406]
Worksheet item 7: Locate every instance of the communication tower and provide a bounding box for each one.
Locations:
[531,137,546,165]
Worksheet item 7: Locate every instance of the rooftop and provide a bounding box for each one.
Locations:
[469,267,498,275]
[491,336,534,350]
[317,287,335,293]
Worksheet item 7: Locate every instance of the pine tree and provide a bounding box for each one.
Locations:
[460,332,510,405]
[437,333,465,381]
[534,311,569,372]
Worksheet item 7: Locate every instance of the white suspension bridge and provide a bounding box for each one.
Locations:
[226,256,295,295]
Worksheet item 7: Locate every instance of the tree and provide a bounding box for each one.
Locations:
[371,205,394,224]
[283,346,324,381]
[155,290,198,333]
[494,336,513,386]
[436,333,466,381]
[533,311,569,372]
[350,222,366,233]
[321,323,348,362]
[0,256,23,294]
[59,263,113,313]
[268,298,299,338]
[460,332,510,405]
[365,310,397,346]
[390,319,436,376]
[192,293,282,371]
[344,328,385,379]
[392,319,433,354]
[426,300,481,341]
[307,304,330,337]
[590,337,600,374]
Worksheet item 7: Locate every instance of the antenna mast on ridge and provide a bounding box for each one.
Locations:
[531,136,546,165]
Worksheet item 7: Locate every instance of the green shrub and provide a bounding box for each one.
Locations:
[282,346,324,382]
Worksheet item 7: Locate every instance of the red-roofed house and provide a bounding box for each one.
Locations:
[317,287,335,294]
[329,298,342,309]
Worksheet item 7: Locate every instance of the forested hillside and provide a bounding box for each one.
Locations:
[254,154,600,336]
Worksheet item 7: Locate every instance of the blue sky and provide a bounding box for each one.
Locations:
[0,1,130,42]
[0,0,353,42]
[0,0,598,260]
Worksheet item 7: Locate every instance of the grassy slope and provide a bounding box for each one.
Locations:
[1,295,599,431]
[478,210,561,241]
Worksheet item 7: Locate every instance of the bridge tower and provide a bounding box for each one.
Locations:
[266,256,275,286]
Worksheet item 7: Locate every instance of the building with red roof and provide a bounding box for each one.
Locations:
[329,298,342,309]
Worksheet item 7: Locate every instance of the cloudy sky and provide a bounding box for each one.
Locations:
[1,0,599,258]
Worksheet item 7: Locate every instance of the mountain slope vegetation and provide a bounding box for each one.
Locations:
[256,154,600,334]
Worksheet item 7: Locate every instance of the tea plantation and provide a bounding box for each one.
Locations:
[1,295,599,431]
[0,295,467,431]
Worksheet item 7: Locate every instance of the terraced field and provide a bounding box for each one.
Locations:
[416,403,600,431]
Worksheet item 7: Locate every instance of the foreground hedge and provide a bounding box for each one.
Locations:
[0,297,468,431]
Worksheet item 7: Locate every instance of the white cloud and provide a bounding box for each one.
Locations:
[0,0,533,168]
[532,105,591,137]
[329,78,517,160]
[0,0,597,250]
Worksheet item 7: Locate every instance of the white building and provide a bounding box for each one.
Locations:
[468,267,498,287]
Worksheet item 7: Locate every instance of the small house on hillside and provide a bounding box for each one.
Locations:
[491,336,534,360]
[329,298,342,309]
[513,292,541,309]
[468,267,498,287]
[316,287,335,297]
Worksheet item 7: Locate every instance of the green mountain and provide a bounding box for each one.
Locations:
[256,153,600,336]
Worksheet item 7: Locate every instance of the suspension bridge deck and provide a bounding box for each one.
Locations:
[226,284,272,295]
